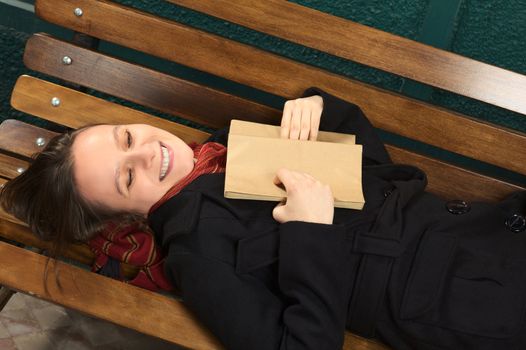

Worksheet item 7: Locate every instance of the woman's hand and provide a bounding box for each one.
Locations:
[272,168,334,225]
[280,95,323,141]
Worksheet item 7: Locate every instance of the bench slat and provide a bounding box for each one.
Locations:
[386,146,524,202]
[0,217,92,266]
[10,75,210,145]
[24,34,280,129]
[0,153,28,179]
[33,0,526,175]
[168,0,526,115]
[0,240,224,350]
[0,119,57,157]
[10,76,523,202]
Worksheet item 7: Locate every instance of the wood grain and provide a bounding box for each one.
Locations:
[24,34,280,129]
[0,240,223,350]
[168,0,526,115]
[10,75,210,145]
[386,146,524,202]
[0,153,28,179]
[0,119,58,158]
[33,0,526,175]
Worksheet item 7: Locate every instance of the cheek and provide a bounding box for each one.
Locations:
[131,173,170,210]
[173,147,194,177]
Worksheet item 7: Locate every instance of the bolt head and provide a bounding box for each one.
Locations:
[51,97,61,107]
[17,167,25,174]
[62,56,72,65]
[36,137,46,147]
[74,8,83,17]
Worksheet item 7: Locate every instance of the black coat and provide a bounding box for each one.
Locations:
[149,88,526,350]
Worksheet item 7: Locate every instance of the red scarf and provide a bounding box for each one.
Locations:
[88,142,227,291]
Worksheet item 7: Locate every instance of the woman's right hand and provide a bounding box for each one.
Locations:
[272,168,334,225]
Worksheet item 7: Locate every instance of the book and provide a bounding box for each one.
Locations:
[224,120,365,210]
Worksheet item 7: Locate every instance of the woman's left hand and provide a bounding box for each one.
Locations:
[280,95,323,141]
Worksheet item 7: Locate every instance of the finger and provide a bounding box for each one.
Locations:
[273,168,288,185]
[272,202,286,223]
[289,106,301,140]
[309,109,321,141]
[299,108,311,141]
[274,168,298,192]
[280,101,293,139]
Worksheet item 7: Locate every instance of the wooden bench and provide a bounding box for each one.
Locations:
[0,1,525,349]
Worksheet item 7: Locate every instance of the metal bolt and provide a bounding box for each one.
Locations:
[35,137,46,147]
[62,56,72,65]
[17,167,25,174]
[74,8,83,17]
[51,97,61,107]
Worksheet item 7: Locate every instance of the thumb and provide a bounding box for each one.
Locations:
[272,201,286,223]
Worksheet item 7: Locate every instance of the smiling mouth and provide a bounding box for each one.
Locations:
[160,144,170,181]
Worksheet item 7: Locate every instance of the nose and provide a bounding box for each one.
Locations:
[128,142,156,169]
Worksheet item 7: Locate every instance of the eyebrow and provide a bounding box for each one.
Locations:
[113,126,124,196]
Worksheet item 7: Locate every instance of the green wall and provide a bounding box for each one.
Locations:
[0,0,525,184]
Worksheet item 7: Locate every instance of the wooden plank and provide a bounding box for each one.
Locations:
[386,146,525,202]
[10,75,210,145]
[24,34,280,129]
[0,218,93,266]
[0,240,224,350]
[344,333,390,350]
[0,119,58,158]
[10,76,523,202]
[168,0,526,116]
[33,0,526,175]
[0,153,28,179]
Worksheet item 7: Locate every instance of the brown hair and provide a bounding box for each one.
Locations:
[0,125,146,289]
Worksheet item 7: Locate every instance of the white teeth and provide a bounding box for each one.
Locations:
[160,145,169,180]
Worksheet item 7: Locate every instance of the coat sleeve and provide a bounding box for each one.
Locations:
[165,221,352,350]
[302,87,392,166]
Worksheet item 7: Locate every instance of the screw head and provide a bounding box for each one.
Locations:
[51,97,61,107]
[17,167,25,174]
[35,137,46,147]
[74,8,83,17]
[62,56,72,65]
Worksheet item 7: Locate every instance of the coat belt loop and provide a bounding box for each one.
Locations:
[347,254,394,337]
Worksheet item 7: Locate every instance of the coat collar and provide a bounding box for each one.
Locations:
[148,173,225,247]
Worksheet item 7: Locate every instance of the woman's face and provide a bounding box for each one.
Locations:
[72,124,195,215]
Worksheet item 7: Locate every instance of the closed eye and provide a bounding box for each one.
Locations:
[126,130,133,148]
[127,168,134,188]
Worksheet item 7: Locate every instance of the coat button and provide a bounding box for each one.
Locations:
[446,200,471,215]
[383,188,393,198]
[506,214,526,233]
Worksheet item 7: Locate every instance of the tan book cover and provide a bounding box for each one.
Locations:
[229,120,356,145]
[224,120,365,210]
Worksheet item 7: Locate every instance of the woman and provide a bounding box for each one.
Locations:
[2,87,525,350]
